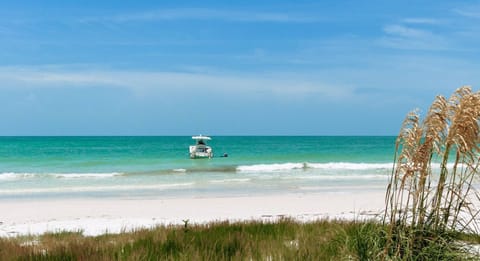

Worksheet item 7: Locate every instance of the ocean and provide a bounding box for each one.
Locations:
[0,136,396,200]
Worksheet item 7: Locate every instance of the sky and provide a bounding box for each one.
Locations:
[1,0,480,136]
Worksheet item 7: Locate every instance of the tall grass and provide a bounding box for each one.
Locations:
[0,219,387,260]
[383,86,480,259]
[2,219,476,260]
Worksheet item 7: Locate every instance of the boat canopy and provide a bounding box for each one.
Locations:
[192,135,212,141]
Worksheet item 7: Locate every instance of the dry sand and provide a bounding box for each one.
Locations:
[0,191,386,237]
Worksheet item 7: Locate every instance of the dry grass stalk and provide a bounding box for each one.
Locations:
[383,86,480,259]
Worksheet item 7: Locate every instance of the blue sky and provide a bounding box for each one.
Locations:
[1,0,480,135]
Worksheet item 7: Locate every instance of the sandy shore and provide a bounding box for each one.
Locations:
[0,191,386,237]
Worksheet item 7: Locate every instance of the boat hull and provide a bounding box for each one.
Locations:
[189,145,213,159]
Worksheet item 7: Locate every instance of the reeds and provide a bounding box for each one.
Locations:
[383,86,480,259]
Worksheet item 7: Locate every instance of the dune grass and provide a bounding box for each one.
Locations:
[1,218,478,260]
[0,219,385,261]
[383,86,480,259]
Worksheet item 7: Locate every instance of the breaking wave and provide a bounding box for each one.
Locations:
[236,162,392,172]
[0,172,124,181]
[0,162,394,180]
[0,172,36,180]
[281,174,389,180]
[0,182,194,195]
[53,173,124,179]
[209,178,251,184]
[172,168,187,173]
[237,163,305,172]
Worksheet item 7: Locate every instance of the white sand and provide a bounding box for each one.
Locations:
[0,191,386,237]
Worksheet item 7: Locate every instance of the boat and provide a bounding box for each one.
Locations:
[189,135,213,159]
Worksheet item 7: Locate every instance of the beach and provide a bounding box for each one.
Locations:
[0,136,393,237]
[0,191,385,237]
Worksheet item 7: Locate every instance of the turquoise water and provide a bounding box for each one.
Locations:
[0,136,396,199]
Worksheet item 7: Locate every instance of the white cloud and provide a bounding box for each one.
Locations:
[79,8,318,24]
[453,8,480,18]
[0,66,350,99]
[402,18,442,25]
[379,24,448,50]
[383,25,430,38]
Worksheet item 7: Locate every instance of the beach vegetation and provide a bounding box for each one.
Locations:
[383,86,480,259]
[0,219,383,260]
[1,218,478,260]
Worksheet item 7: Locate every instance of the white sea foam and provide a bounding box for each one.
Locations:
[0,172,123,180]
[209,178,251,184]
[0,182,195,195]
[307,162,392,170]
[173,169,187,173]
[237,163,305,172]
[0,172,36,180]
[236,162,392,172]
[281,174,388,181]
[53,173,123,179]
[299,185,385,191]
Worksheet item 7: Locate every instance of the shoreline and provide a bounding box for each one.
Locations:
[0,191,386,237]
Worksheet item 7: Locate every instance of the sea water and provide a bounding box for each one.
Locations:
[0,136,396,199]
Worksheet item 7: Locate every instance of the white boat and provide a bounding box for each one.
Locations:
[189,135,213,159]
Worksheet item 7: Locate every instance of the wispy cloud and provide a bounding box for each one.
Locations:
[379,24,448,50]
[79,8,318,24]
[0,66,349,99]
[383,25,431,39]
[402,18,443,25]
[453,8,480,18]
